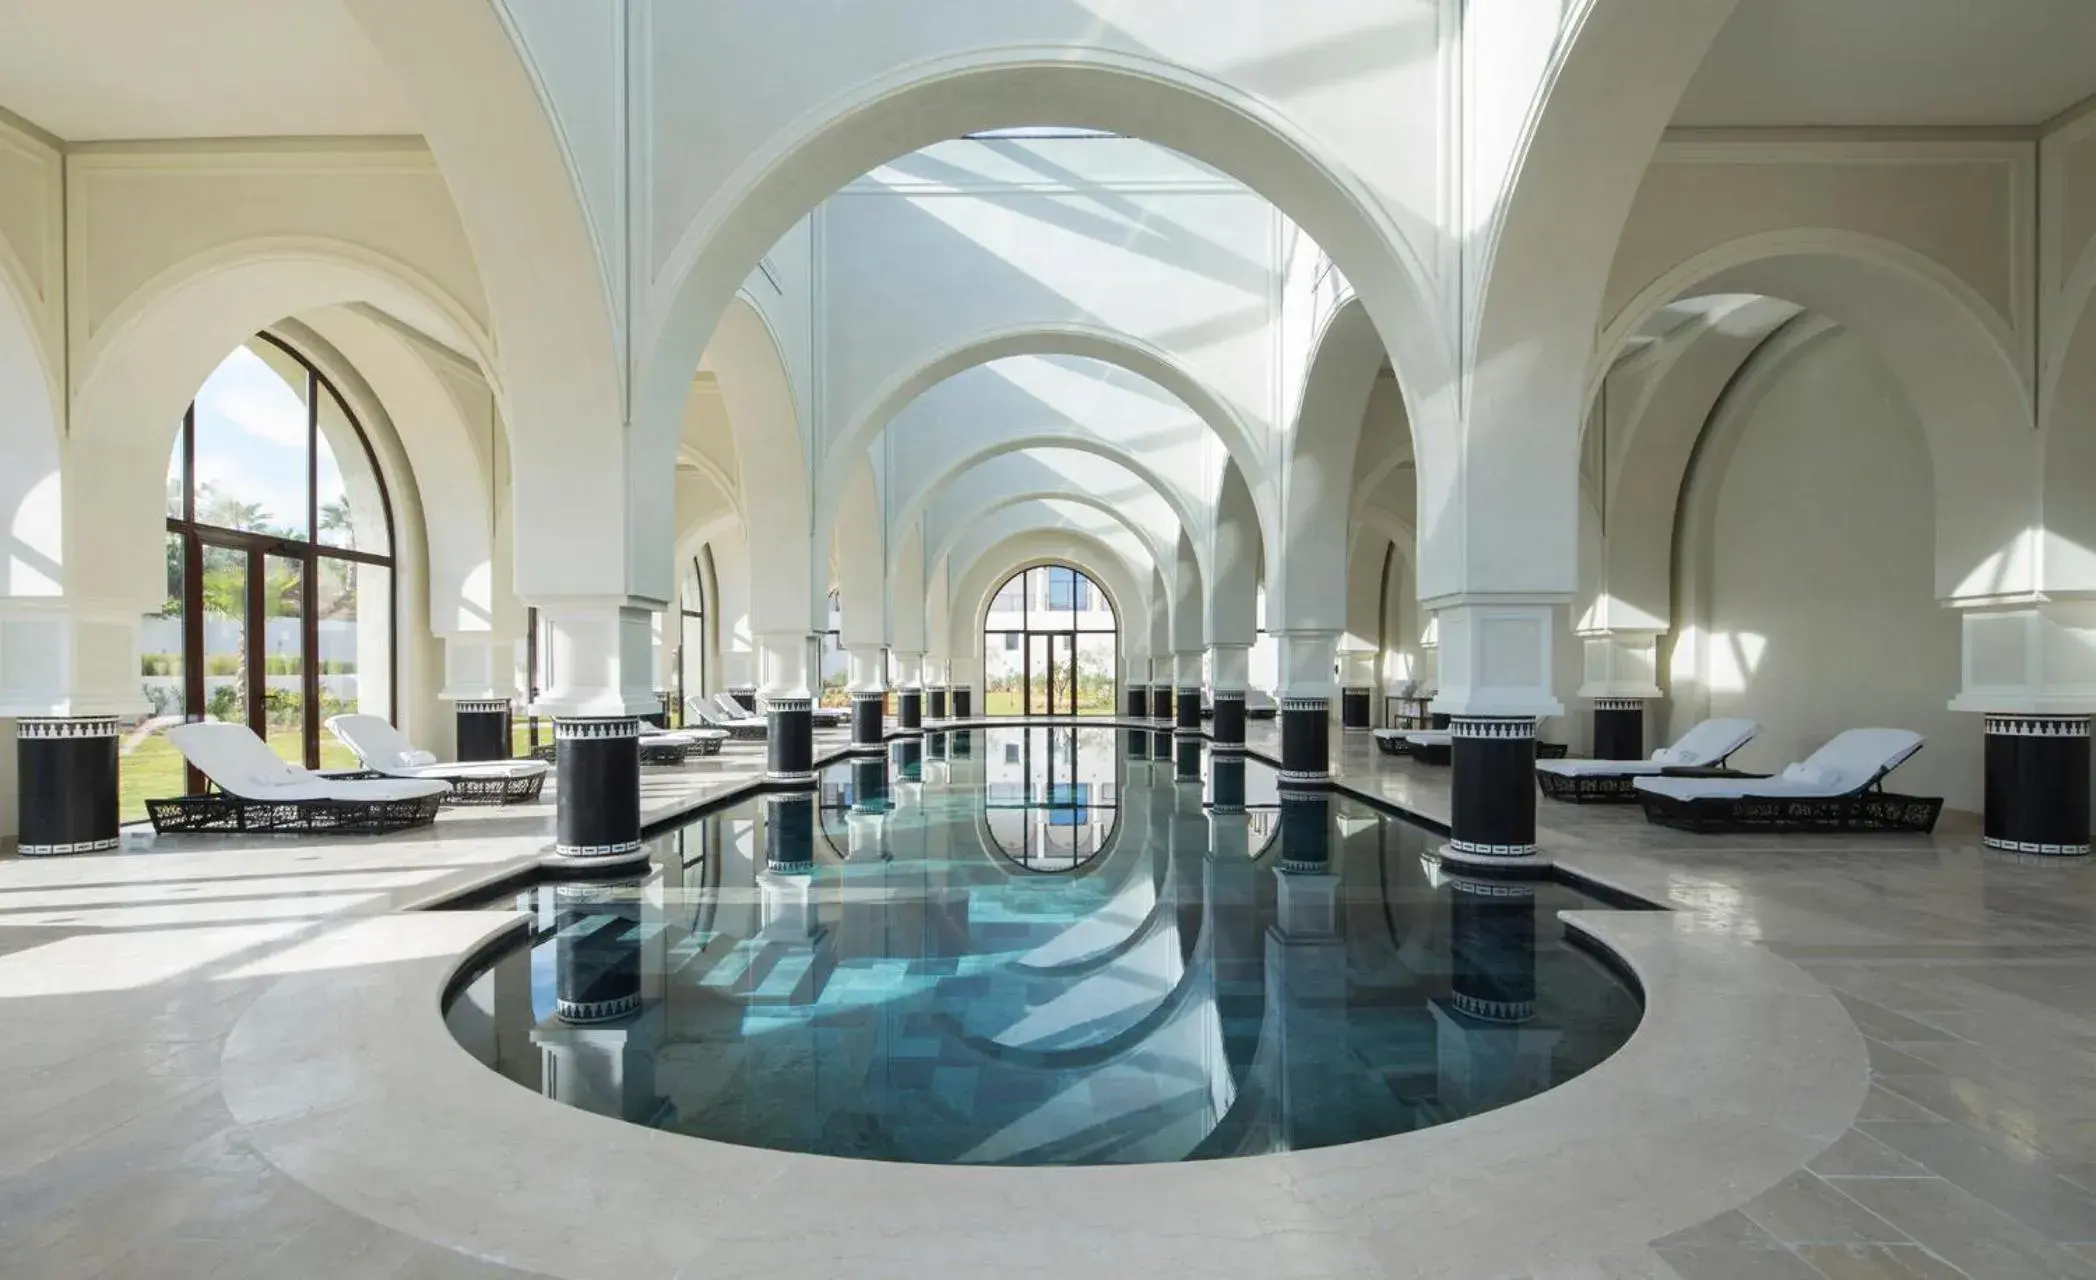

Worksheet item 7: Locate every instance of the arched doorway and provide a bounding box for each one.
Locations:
[145,333,397,811]
[983,564,1116,716]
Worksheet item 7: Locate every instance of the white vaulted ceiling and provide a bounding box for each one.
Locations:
[1675,0,2096,129]
[0,0,416,140]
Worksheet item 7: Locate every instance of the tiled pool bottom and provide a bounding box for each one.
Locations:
[443,725,1643,1166]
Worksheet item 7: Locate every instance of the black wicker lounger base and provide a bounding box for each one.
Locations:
[440,773,547,806]
[146,792,444,835]
[531,740,698,765]
[1374,735,1411,757]
[1639,787,1944,834]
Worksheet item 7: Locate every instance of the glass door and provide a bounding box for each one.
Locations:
[192,540,249,792]
[263,553,308,765]
[1026,635,1054,715]
[1049,633,1078,716]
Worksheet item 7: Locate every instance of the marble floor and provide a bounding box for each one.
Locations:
[1,721,2092,1278]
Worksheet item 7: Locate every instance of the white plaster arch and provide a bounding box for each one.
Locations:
[1454,0,1739,600]
[705,294,812,632]
[1602,230,2038,601]
[637,48,1456,547]
[1208,459,1261,648]
[2040,253,2096,594]
[930,491,1168,592]
[0,252,62,598]
[1275,297,1387,632]
[891,437,1204,582]
[66,238,499,608]
[833,458,886,648]
[822,323,1268,522]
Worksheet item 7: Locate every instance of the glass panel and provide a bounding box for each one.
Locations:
[190,345,309,538]
[987,573,1025,631]
[1026,635,1053,716]
[984,633,1024,715]
[1032,566,1075,633]
[318,558,392,760]
[1072,569,1114,632]
[820,632,848,708]
[1050,634,1078,716]
[124,533,188,820]
[165,419,186,520]
[1074,632,1116,715]
[314,380,389,554]
[263,555,306,766]
[201,543,249,728]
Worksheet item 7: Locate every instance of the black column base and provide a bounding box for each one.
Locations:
[952,687,973,719]
[1984,715,2092,856]
[897,690,923,734]
[849,692,886,753]
[1151,685,1174,724]
[1211,692,1246,753]
[455,700,512,761]
[1341,686,1372,731]
[1449,717,1539,858]
[1592,699,1646,762]
[927,687,948,721]
[1175,685,1202,737]
[1126,686,1149,719]
[554,718,641,859]
[16,717,120,856]
[766,697,815,785]
[1279,697,1331,785]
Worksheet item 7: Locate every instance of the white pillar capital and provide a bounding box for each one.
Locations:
[525,596,661,718]
[846,644,887,693]
[1208,643,1251,694]
[1426,599,1565,719]
[1173,650,1203,686]
[1948,600,2096,715]
[892,650,925,691]
[1275,630,1341,700]
[0,598,148,718]
[1574,629,1663,702]
[438,633,518,703]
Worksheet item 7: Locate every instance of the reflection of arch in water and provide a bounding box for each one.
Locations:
[976,725,1124,873]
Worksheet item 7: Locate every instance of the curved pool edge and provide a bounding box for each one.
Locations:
[218,902,1870,1280]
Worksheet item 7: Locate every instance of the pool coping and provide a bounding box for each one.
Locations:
[222,836,1871,1278]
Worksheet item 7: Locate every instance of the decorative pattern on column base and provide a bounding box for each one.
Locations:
[1593,697,1646,712]
[17,716,121,856]
[555,995,643,1024]
[849,692,886,752]
[1592,699,1646,762]
[1983,714,2092,857]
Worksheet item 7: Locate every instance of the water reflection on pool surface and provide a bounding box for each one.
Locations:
[445,725,1643,1166]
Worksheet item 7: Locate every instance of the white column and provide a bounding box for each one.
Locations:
[526,597,660,718]
[1209,643,1250,694]
[1427,601,1565,720]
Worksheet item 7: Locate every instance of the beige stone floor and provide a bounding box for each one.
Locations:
[0,720,2092,1278]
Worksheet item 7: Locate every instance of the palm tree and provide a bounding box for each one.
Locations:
[319,497,354,548]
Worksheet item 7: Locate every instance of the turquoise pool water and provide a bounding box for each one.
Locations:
[444,725,1642,1166]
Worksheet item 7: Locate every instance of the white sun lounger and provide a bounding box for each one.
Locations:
[326,714,548,805]
[150,721,449,834]
[1534,717,1760,803]
[690,697,767,740]
[1634,727,1942,833]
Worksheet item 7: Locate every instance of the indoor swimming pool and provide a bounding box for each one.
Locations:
[443,725,1644,1167]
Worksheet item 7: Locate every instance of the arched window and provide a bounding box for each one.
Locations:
[982,564,1116,716]
[137,334,396,814]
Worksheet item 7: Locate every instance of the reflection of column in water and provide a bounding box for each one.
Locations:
[553,879,645,1025]
[927,730,947,761]
[537,878,665,1123]
[950,728,973,759]
[1206,757,1246,819]
[1429,876,1562,1117]
[1151,728,1174,763]
[1264,788,1349,1151]
[1277,786,1332,876]
[1175,735,1204,785]
[847,756,891,861]
[894,737,924,784]
[1125,727,1150,762]
[765,792,817,873]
